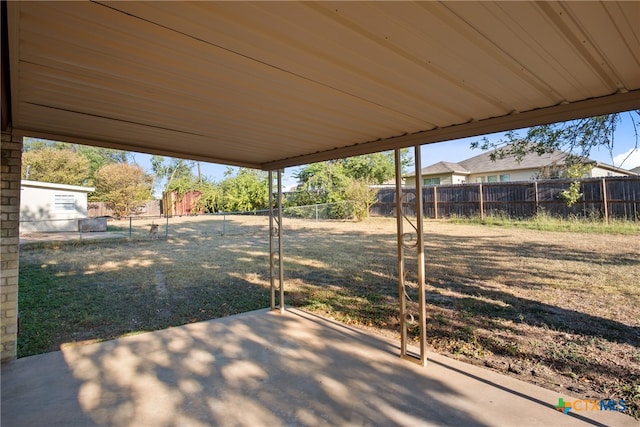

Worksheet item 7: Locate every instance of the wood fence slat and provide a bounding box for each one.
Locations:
[370,176,640,220]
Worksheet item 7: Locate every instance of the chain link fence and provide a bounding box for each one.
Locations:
[19,202,361,244]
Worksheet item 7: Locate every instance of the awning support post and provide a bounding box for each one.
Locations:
[395,147,427,366]
[268,169,285,313]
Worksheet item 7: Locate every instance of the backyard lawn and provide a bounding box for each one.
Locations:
[18,215,640,418]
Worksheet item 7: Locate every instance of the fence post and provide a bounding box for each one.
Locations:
[129,216,132,238]
[223,212,226,235]
[534,181,539,217]
[315,204,318,222]
[479,183,484,219]
[165,215,169,238]
[602,177,609,224]
[433,186,438,219]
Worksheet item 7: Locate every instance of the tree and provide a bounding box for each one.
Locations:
[165,175,221,213]
[471,111,640,168]
[470,111,640,209]
[343,178,377,221]
[219,169,268,212]
[341,152,394,184]
[558,163,594,207]
[23,138,129,183]
[150,156,195,194]
[92,163,153,217]
[336,149,412,184]
[291,162,350,206]
[21,148,91,186]
[22,137,67,151]
[76,145,128,179]
[288,158,383,221]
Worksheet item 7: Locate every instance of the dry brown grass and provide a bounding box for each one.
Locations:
[18,215,640,417]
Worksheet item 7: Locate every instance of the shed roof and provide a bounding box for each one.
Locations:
[20,180,95,193]
[3,2,640,169]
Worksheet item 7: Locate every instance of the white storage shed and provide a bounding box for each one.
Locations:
[20,180,95,233]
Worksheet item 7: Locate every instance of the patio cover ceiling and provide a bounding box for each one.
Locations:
[3,1,640,170]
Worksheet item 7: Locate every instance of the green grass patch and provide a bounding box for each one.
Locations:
[448,211,640,234]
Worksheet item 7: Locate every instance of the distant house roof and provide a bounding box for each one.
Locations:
[417,161,470,175]
[595,162,639,176]
[406,145,569,178]
[456,148,569,175]
[21,180,95,193]
[407,141,640,178]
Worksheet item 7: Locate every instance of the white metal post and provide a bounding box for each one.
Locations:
[396,147,427,366]
[269,170,285,312]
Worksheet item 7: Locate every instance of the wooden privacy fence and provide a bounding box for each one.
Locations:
[162,190,204,217]
[88,200,162,218]
[370,176,640,221]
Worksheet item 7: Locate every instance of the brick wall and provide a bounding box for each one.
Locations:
[1,129,22,362]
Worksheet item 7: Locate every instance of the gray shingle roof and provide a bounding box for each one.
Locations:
[415,161,470,175]
[458,147,569,174]
[407,144,569,177]
[407,143,636,177]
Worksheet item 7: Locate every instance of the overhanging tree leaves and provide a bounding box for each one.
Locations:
[471,111,639,209]
[471,111,640,168]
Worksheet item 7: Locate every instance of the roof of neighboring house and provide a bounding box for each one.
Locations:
[20,180,95,193]
[406,145,569,178]
[456,147,569,175]
[592,162,639,176]
[417,161,470,175]
[407,143,638,178]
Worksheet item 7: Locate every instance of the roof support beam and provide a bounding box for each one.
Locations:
[261,91,640,170]
[11,129,262,170]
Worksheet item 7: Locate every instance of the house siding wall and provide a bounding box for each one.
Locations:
[20,183,91,232]
[469,168,540,183]
[1,129,22,362]
[451,174,467,184]
[589,166,629,178]
[406,173,468,187]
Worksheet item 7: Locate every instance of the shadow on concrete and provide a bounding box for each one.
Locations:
[3,309,634,426]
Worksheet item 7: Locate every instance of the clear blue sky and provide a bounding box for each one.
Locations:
[132,111,639,194]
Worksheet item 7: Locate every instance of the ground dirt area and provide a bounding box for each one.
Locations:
[18,215,640,418]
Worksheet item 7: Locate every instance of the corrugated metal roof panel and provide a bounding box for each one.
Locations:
[6,1,640,169]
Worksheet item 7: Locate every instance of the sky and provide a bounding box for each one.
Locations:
[131,111,640,195]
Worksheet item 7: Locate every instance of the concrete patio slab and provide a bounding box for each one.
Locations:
[1,308,635,426]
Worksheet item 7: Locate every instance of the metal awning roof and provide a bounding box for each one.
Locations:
[3,1,639,170]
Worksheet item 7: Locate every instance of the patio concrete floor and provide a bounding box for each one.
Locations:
[1,308,635,427]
